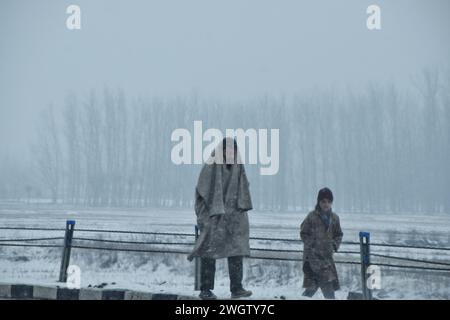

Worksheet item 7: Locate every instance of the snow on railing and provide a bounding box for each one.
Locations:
[1,225,450,271]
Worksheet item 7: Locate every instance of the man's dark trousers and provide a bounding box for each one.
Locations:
[200,256,243,292]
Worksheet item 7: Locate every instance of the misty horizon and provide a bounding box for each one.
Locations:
[1,0,449,214]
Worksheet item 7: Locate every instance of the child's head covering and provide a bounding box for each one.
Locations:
[317,187,333,203]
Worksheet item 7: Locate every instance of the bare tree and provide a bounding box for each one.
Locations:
[33,105,62,203]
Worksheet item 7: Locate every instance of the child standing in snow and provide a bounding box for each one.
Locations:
[300,187,343,299]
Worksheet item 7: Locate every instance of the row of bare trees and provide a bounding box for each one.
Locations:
[1,69,449,213]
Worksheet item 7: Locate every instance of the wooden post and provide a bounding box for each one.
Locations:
[59,220,76,283]
[194,225,201,291]
[359,231,372,300]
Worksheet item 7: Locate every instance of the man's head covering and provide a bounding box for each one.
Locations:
[206,137,243,165]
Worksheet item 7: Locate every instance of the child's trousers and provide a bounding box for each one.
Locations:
[302,282,336,299]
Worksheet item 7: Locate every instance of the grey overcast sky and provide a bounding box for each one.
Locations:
[1,0,449,160]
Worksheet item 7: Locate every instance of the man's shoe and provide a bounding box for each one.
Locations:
[199,290,217,300]
[231,288,252,299]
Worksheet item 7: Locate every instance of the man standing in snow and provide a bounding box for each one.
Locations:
[188,137,253,300]
[300,187,343,299]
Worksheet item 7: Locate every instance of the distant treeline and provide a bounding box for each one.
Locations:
[1,69,449,214]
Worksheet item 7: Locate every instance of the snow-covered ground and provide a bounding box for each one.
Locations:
[1,203,449,299]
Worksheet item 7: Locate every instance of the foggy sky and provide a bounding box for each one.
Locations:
[1,0,449,160]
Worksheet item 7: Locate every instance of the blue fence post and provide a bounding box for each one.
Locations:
[359,231,372,300]
[194,225,201,291]
[59,220,76,283]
